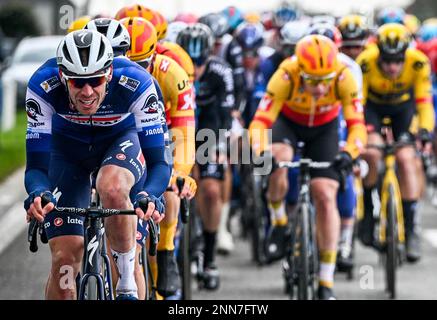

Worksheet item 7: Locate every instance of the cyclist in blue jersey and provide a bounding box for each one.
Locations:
[24,30,170,300]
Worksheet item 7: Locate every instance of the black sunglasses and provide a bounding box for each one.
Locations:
[66,76,107,89]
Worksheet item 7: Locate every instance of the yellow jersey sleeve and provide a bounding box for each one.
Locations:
[410,50,435,132]
[161,41,195,83]
[152,54,196,176]
[248,59,294,155]
[336,67,367,158]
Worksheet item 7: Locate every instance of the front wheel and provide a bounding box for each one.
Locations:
[385,184,398,299]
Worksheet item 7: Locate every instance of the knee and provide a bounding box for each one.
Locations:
[396,148,415,169]
[97,175,131,205]
[202,182,221,204]
[51,249,82,276]
[272,143,293,162]
[312,182,337,212]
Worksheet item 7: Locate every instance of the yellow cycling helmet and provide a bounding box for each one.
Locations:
[120,17,157,62]
[404,14,421,35]
[377,23,411,60]
[337,14,369,46]
[115,4,162,40]
[423,18,437,26]
[155,11,168,41]
[296,34,338,78]
[67,16,92,33]
[245,12,261,24]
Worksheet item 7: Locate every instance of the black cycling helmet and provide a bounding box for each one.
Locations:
[176,23,214,66]
[198,12,230,39]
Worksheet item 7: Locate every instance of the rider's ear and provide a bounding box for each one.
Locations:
[58,69,67,86]
[107,65,113,82]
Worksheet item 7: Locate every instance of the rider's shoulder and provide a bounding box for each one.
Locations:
[278,56,298,74]
[405,47,430,71]
[112,57,154,93]
[206,56,232,76]
[28,58,63,99]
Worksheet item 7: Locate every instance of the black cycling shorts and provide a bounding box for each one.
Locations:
[365,99,415,141]
[272,115,339,181]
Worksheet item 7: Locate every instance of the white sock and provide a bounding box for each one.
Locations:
[319,262,336,286]
[111,246,138,297]
[340,224,354,246]
[219,202,231,235]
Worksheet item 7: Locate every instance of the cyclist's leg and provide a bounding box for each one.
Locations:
[392,103,421,262]
[195,160,225,290]
[305,119,339,299]
[45,152,90,299]
[217,165,235,254]
[98,130,146,298]
[337,174,357,268]
[265,115,295,261]
[156,190,181,298]
[360,103,384,246]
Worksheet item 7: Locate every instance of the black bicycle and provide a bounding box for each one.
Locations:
[279,158,331,300]
[28,192,159,300]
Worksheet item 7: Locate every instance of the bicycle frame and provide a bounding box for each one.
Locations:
[378,153,405,245]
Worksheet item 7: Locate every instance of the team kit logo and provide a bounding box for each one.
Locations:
[26,99,44,121]
[142,94,159,114]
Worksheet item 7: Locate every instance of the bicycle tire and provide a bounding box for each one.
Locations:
[181,222,192,300]
[385,184,397,299]
[297,203,310,300]
[250,175,268,265]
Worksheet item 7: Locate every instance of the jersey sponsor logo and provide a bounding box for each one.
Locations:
[142,94,159,114]
[413,61,425,71]
[177,90,194,111]
[137,150,146,169]
[258,96,273,111]
[26,132,40,140]
[136,231,143,241]
[116,153,126,161]
[143,126,164,136]
[26,99,43,121]
[141,115,160,124]
[352,99,364,113]
[119,75,140,92]
[67,216,83,226]
[120,140,133,152]
[54,218,64,227]
[177,79,190,91]
[159,59,171,73]
[40,76,61,93]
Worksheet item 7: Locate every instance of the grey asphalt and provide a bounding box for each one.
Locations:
[0,170,436,300]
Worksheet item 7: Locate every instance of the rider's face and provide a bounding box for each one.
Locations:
[341,46,364,60]
[380,60,404,79]
[66,70,112,115]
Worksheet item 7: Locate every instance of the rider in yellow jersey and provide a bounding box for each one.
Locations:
[356,23,434,262]
[160,41,195,83]
[121,16,196,299]
[249,35,367,300]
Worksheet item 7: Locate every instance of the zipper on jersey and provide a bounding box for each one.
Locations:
[89,115,94,151]
[309,97,316,127]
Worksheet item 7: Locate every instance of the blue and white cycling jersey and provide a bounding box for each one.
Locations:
[25,57,170,198]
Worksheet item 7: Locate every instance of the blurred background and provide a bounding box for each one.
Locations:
[0,0,437,300]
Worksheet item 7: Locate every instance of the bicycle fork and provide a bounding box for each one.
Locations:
[378,155,406,245]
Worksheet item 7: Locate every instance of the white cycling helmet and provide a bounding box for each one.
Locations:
[280,20,310,45]
[57,29,114,77]
[85,18,130,55]
[165,21,188,43]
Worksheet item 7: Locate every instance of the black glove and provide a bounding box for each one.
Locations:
[418,128,432,145]
[332,151,353,175]
[24,190,57,211]
[134,193,166,216]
